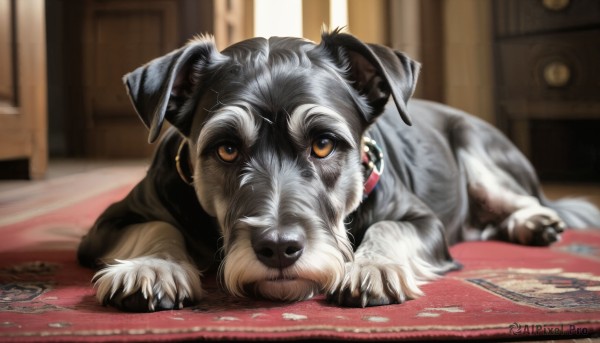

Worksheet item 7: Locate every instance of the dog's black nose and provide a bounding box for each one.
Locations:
[252,228,305,269]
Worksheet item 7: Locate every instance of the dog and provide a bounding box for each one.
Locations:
[77,29,600,312]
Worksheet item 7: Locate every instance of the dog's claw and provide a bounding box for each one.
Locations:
[93,258,203,312]
[360,292,368,308]
[331,261,422,307]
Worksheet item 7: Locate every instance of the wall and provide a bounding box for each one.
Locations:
[442,0,494,123]
[346,0,495,123]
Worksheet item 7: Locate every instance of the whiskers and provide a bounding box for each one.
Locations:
[217,222,351,301]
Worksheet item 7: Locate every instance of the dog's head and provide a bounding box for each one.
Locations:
[123,30,419,301]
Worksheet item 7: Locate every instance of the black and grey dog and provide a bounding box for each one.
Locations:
[78,30,600,312]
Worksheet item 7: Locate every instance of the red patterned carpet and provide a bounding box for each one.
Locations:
[0,166,599,342]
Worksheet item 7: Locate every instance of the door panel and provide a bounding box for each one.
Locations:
[81,0,179,157]
[61,0,248,158]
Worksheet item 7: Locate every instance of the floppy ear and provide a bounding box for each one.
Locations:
[123,36,227,143]
[320,30,420,125]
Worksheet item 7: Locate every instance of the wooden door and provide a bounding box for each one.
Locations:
[0,0,47,178]
[63,0,248,158]
[79,0,181,158]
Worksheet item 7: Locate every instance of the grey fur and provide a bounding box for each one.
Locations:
[78,30,600,312]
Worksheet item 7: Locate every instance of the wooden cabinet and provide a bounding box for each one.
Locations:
[493,0,600,181]
[0,0,47,179]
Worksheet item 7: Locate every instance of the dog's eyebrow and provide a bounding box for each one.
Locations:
[197,104,260,152]
[288,104,356,149]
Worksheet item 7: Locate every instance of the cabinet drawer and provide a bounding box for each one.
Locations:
[530,119,600,181]
[495,30,600,107]
[494,0,600,37]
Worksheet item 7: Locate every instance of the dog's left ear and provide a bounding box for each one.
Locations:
[123,36,227,143]
[320,30,420,125]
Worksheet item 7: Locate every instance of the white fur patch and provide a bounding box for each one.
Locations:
[458,149,568,244]
[196,104,260,154]
[288,104,356,150]
[93,222,203,310]
[94,256,202,311]
[459,149,540,213]
[502,206,563,243]
[338,221,444,306]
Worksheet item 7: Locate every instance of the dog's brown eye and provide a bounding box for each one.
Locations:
[217,144,239,163]
[311,136,335,158]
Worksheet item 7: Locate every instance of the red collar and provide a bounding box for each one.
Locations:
[362,136,384,198]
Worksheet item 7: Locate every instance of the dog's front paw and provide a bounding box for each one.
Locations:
[505,207,566,246]
[93,257,203,312]
[327,261,424,307]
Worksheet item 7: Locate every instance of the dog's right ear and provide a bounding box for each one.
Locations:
[123,36,227,143]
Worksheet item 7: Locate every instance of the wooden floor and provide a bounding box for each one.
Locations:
[0,159,148,193]
[1,159,599,208]
[543,182,600,209]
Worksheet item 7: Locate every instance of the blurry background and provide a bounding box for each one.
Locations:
[1,0,599,183]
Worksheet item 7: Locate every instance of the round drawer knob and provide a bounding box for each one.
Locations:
[543,61,571,87]
[542,0,570,11]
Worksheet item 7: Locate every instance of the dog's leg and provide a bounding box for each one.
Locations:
[92,221,203,312]
[459,149,565,246]
[330,195,457,307]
